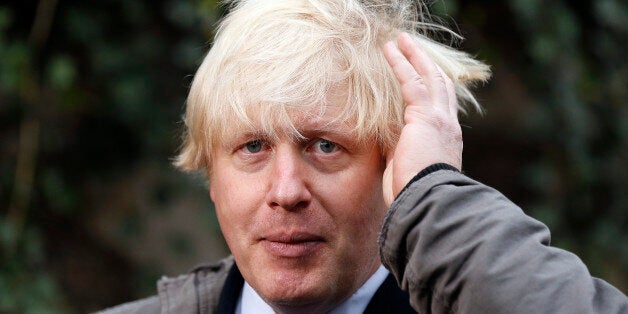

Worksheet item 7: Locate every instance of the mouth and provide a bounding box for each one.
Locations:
[260,232,325,258]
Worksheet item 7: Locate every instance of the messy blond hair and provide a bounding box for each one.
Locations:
[175,0,491,171]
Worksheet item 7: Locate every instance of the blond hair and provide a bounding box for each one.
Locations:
[175,0,491,171]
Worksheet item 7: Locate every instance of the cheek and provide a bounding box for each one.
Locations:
[329,165,386,229]
[211,166,265,209]
[209,171,263,244]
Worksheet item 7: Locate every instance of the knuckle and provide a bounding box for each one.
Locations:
[409,73,424,85]
[430,111,447,129]
[429,109,459,132]
[401,83,428,104]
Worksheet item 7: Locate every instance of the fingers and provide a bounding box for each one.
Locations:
[438,64,459,118]
[383,32,458,118]
[383,39,430,109]
[382,33,465,199]
[396,33,451,115]
[396,33,440,92]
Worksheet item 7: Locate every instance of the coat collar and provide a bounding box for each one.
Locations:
[216,263,416,313]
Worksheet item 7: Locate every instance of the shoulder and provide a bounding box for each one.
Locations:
[93,296,160,314]
[94,256,235,314]
[158,256,234,291]
[158,256,234,313]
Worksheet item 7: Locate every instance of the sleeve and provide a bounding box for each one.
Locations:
[379,169,628,313]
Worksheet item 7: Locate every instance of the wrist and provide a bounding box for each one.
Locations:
[396,163,460,200]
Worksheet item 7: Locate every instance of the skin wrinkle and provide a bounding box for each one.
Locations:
[174,1,491,313]
[174,0,489,172]
[209,93,388,313]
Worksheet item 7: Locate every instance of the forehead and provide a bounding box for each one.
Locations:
[219,86,356,143]
[222,103,354,142]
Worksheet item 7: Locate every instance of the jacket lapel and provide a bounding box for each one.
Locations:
[216,263,244,313]
[363,273,417,313]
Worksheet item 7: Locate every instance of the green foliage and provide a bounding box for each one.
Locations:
[0,0,625,312]
[506,0,628,285]
[1,219,69,313]
[1,0,222,312]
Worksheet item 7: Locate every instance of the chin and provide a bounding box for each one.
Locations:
[264,292,339,314]
[254,268,343,314]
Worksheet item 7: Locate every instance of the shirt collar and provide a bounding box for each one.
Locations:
[235,265,390,314]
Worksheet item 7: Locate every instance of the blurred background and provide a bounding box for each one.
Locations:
[0,0,626,312]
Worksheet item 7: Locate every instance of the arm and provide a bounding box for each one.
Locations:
[381,33,627,313]
[380,168,627,313]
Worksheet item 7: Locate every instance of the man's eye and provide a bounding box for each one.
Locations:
[315,139,337,154]
[244,140,263,153]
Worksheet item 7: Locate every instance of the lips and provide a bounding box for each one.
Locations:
[260,232,324,258]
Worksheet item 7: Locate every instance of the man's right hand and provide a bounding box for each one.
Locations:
[382,32,463,206]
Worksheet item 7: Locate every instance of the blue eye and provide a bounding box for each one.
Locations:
[317,139,336,153]
[245,140,262,153]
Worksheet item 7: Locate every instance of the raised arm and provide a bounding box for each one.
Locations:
[380,32,628,313]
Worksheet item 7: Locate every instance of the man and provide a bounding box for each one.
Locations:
[100,0,627,313]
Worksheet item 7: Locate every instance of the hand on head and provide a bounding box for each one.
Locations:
[382,32,463,206]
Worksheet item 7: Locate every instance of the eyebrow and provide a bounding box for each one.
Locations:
[297,127,358,146]
[219,116,357,147]
[219,130,271,149]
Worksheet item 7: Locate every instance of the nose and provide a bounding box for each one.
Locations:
[265,145,312,211]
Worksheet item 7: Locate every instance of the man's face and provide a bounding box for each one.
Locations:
[209,95,388,312]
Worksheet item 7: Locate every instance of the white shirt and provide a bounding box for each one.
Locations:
[235,265,390,314]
